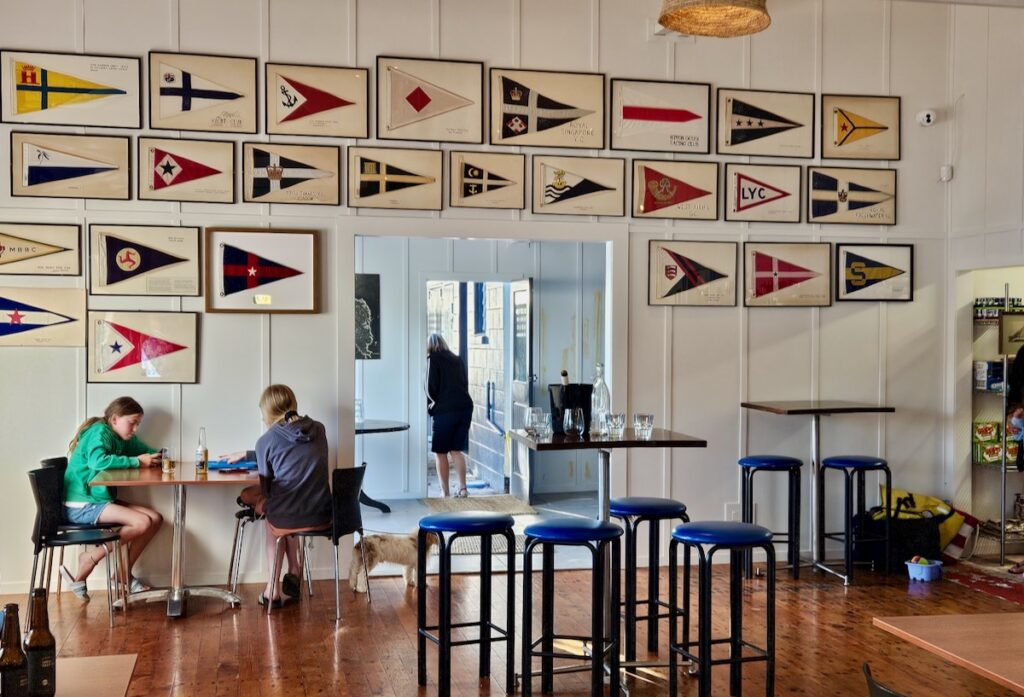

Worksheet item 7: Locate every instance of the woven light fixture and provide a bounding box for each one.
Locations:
[659,0,771,38]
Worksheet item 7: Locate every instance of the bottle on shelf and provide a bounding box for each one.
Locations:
[0,603,29,697]
[194,427,208,475]
[560,369,569,387]
[590,363,610,436]
[23,590,55,697]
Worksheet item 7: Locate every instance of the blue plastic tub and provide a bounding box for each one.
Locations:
[906,559,943,582]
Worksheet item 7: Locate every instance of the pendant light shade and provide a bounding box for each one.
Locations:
[658,0,771,38]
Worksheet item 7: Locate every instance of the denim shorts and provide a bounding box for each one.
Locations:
[65,502,109,526]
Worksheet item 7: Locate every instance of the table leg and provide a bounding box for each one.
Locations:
[598,449,613,640]
[168,484,187,617]
[359,490,392,514]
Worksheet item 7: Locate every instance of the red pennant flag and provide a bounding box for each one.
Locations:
[152,148,221,190]
[100,320,187,373]
[640,165,712,213]
[753,252,818,297]
[278,75,354,123]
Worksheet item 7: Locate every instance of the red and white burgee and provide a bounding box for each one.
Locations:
[752,251,818,298]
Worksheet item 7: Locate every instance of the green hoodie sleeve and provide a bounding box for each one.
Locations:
[84,428,142,471]
[123,435,157,458]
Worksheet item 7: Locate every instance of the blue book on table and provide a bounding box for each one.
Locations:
[207,459,258,471]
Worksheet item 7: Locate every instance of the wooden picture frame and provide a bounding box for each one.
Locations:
[242,142,340,205]
[449,151,525,210]
[149,51,257,133]
[0,287,85,347]
[610,78,711,154]
[532,155,625,217]
[1000,312,1024,357]
[89,224,200,296]
[717,88,814,158]
[724,163,801,223]
[377,56,483,144]
[0,223,80,276]
[648,240,737,307]
[632,160,717,220]
[1,50,141,128]
[348,146,443,211]
[490,68,604,149]
[808,166,896,225]
[205,227,319,314]
[744,241,831,307]
[11,131,130,200]
[138,137,235,204]
[836,243,913,302]
[822,94,901,161]
[265,62,368,138]
[87,311,198,383]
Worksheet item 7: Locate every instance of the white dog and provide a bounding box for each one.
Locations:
[349,531,439,593]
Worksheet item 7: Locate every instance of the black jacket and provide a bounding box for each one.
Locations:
[427,350,473,415]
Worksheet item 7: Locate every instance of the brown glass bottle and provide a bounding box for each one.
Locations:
[23,590,55,697]
[0,603,28,697]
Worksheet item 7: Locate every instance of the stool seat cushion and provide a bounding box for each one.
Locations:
[524,518,623,543]
[610,496,687,518]
[822,455,887,470]
[419,511,515,534]
[672,521,772,547]
[738,455,803,470]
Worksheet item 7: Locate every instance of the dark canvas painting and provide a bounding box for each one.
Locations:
[355,273,381,359]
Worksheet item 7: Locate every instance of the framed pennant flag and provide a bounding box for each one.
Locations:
[610,79,711,154]
[0,223,80,276]
[717,88,814,158]
[532,155,625,217]
[89,224,200,296]
[725,164,801,223]
[490,68,604,149]
[822,95,900,161]
[87,311,198,383]
[138,137,235,203]
[377,56,483,144]
[265,62,368,138]
[0,287,85,347]
[836,244,912,302]
[743,242,831,307]
[1,50,141,128]
[242,143,340,205]
[632,160,717,220]
[348,146,443,211]
[149,52,257,133]
[808,166,896,225]
[449,151,525,210]
[648,240,736,307]
[205,227,318,313]
[11,131,130,200]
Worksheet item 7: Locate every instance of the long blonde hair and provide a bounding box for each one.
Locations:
[427,333,450,356]
[68,397,144,454]
[260,384,298,425]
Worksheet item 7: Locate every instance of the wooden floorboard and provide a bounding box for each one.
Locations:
[2,566,1016,696]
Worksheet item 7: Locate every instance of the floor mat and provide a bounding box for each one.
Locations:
[422,494,536,515]
[945,558,1024,605]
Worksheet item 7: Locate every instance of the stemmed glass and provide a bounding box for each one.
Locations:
[564,407,586,438]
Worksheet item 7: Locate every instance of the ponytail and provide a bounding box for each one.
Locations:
[68,396,145,454]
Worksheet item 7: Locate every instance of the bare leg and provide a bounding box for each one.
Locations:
[78,503,157,583]
[435,453,450,497]
[449,451,467,493]
[284,537,300,575]
[122,503,163,572]
[264,530,284,600]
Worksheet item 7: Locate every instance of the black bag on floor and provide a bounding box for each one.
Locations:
[852,500,949,570]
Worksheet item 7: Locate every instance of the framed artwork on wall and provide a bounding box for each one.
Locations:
[205,227,319,314]
[648,240,737,307]
[821,94,901,160]
[717,88,814,158]
[532,155,625,217]
[348,146,443,211]
[355,273,381,360]
[449,151,525,210]
[0,223,80,276]
[632,160,717,220]
[0,50,142,128]
[0,287,85,347]
[89,224,200,296]
[149,52,257,133]
[743,241,831,307]
[490,68,604,149]
[1001,312,1024,356]
[265,62,368,138]
[610,78,711,154]
[138,137,235,204]
[242,142,340,205]
[836,243,913,302]
[377,56,483,144]
[808,166,896,225]
[11,132,130,200]
[724,163,801,223]
[87,311,198,383]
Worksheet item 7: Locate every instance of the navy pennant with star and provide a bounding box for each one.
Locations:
[0,295,74,336]
[726,98,801,146]
[103,234,187,285]
[660,247,727,298]
[844,252,905,295]
[221,244,302,296]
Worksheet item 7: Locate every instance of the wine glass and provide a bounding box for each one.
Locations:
[564,407,585,438]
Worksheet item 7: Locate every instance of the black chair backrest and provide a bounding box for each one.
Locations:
[863,663,906,697]
[27,467,64,551]
[40,456,68,470]
[331,467,366,544]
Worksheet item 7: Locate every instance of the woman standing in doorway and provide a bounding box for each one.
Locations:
[426,333,474,498]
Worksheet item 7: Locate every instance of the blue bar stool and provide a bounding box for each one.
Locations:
[668,521,776,697]
[416,511,516,697]
[739,455,803,579]
[522,518,621,697]
[818,455,892,585]
[609,496,689,663]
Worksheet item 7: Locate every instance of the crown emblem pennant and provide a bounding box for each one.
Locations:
[541,164,612,206]
[660,247,727,298]
[844,252,905,295]
[276,74,354,124]
[752,251,819,298]
[0,295,74,337]
[14,61,126,114]
[358,157,435,198]
[386,66,473,130]
[810,171,893,220]
[726,98,802,146]
[250,148,331,198]
[501,76,593,139]
[639,165,712,214]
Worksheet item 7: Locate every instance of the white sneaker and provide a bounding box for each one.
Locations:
[59,565,89,600]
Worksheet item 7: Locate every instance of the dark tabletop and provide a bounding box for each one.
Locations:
[740,400,895,416]
[356,419,411,435]
[509,428,707,452]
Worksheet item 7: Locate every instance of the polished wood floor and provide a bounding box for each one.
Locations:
[4,565,1018,696]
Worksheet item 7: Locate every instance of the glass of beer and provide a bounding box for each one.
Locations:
[161,447,177,474]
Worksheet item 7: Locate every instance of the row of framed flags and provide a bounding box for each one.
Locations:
[2,49,900,160]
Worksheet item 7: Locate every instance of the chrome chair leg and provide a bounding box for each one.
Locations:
[44,546,54,592]
[333,543,341,623]
[361,530,372,605]
[304,538,314,597]
[27,551,40,629]
[104,549,114,628]
[227,516,243,590]
[56,547,65,594]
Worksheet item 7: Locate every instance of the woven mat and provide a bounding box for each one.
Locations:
[422,494,536,515]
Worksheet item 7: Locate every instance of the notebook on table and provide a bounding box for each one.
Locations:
[207,459,258,471]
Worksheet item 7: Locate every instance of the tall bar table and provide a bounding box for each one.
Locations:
[356,419,410,513]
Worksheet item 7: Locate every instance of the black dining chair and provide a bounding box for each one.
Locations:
[863,663,907,697]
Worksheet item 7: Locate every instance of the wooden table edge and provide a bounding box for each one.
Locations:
[741,402,896,415]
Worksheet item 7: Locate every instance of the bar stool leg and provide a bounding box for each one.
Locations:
[624,517,637,663]
[647,519,661,655]
[591,542,605,697]
[729,548,743,697]
[668,540,679,697]
[742,469,753,579]
[610,538,621,695]
[504,530,516,696]
[682,543,691,660]
[843,469,855,584]
[541,543,554,694]
[765,543,777,696]
[789,468,801,579]
[816,465,827,567]
[698,547,713,697]
[438,536,452,697]
[480,534,492,680]
[883,467,893,574]
[522,540,536,697]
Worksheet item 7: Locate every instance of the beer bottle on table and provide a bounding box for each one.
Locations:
[0,603,28,697]
[23,590,55,697]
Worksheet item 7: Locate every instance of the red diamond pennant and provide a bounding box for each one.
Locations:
[405,86,432,112]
